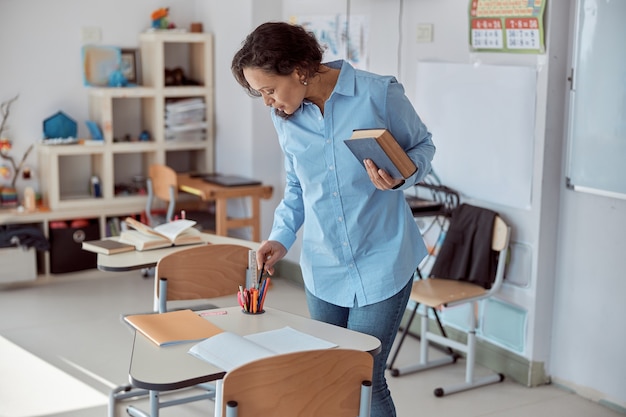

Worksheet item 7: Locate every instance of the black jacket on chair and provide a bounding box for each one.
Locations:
[430,204,498,289]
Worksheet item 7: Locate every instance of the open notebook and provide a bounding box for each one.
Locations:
[188,326,337,371]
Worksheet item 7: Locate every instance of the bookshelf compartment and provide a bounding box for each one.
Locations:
[58,154,104,202]
[111,96,157,143]
[166,149,209,174]
[113,151,155,197]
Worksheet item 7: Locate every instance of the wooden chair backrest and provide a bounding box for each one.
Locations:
[492,215,510,252]
[222,349,373,417]
[155,244,249,302]
[149,164,179,203]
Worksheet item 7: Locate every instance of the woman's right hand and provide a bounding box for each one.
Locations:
[256,240,288,276]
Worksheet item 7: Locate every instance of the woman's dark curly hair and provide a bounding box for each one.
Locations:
[231,22,325,98]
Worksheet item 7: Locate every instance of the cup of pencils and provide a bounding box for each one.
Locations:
[238,274,270,315]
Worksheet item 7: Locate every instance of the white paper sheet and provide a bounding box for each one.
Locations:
[188,326,338,371]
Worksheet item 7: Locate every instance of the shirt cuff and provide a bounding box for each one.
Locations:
[391,180,406,190]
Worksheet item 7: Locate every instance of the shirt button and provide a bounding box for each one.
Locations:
[329,165,335,171]
[333,192,338,197]
[326,139,331,144]
[343,242,348,246]
[338,217,343,222]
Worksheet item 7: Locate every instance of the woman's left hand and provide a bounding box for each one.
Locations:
[364,159,404,190]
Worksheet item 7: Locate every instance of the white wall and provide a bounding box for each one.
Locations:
[0,0,624,410]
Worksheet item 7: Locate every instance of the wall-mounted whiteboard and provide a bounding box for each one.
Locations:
[565,0,626,200]
[415,62,537,209]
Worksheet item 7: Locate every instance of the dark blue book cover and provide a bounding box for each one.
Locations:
[344,138,403,178]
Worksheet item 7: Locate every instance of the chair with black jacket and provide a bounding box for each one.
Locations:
[388,203,511,397]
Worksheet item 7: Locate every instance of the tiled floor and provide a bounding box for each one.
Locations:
[0,269,622,417]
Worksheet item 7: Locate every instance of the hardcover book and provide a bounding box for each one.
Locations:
[344,128,417,179]
[81,239,135,255]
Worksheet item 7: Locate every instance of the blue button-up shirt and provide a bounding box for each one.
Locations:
[268,60,435,307]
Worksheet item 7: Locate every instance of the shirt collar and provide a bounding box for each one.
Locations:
[324,60,356,98]
[301,60,355,109]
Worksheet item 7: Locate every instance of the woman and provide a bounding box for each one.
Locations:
[232,22,435,416]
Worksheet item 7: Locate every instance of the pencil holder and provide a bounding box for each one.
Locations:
[241,309,265,315]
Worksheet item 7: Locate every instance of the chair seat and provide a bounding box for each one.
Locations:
[411,278,487,308]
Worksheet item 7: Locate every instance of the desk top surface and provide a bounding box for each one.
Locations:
[177,174,273,200]
[129,306,382,390]
[97,233,260,272]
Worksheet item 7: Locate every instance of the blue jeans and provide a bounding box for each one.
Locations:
[305,277,412,417]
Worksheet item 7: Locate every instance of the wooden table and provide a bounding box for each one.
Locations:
[177,174,273,242]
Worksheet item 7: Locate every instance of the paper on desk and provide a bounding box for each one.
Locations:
[188,326,337,371]
[246,326,337,354]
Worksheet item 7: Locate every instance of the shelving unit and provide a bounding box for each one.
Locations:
[39,31,214,211]
[12,31,215,279]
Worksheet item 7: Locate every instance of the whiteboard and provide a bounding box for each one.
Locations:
[415,62,536,209]
[566,0,626,199]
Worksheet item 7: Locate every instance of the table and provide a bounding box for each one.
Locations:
[96,233,260,272]
[127,306,381,417]
[177,174,273,242]
[129,306,381,389]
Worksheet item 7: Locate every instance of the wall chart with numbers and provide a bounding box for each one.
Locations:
[469,0,546,53]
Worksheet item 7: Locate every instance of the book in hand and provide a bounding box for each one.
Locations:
[124,309,224,347]
[344,128,417,179]
[188,326,338,371]
[119,217,204,251]
[81,239,136,255]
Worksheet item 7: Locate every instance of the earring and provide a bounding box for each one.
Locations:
[302,80,308,86]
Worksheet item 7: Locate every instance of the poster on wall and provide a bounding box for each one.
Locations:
[289,15,369,70]
[469,0,546,53]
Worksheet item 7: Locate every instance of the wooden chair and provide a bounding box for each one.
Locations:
[153,243,250,313]
[124,244,250,417]
[388,204,511,397]
[145,164,215,232]
[221,349,373,417]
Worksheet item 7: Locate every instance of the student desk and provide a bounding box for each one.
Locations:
[96,233,259,272]
[177,174,273,242]
[126,306,381,417]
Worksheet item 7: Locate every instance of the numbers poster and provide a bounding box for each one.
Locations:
[469,0,546,53]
